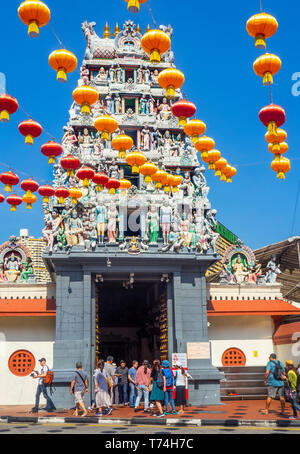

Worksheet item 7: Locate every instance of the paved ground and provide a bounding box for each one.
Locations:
[0,400,298,421]
[1,421,300,435]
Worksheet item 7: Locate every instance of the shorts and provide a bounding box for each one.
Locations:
[267,386,284,399]
[74,391,85,404]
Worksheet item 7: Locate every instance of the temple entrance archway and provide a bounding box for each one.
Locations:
[95,277,168,365]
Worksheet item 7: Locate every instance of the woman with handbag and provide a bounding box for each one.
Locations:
[94,360,113,417]
[149,359,166,418]
[285,360,300,420]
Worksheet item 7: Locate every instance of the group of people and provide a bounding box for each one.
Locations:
[72,357,192,418]
[262,354,300,419]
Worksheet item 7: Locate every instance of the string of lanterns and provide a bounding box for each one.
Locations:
[3,0,293,214]
[246,6,290,180]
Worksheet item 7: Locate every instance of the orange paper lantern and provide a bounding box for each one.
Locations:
[158,68,185,99]
[49,49,77,83]
[141,29,171,63]
[72,85,99,116]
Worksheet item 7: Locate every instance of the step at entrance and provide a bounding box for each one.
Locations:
[219,366,267,401]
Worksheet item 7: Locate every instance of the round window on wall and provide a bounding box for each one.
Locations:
[221,348,246,367]
[8,350,36,377]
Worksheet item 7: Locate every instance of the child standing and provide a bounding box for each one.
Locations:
[161,360,177,416]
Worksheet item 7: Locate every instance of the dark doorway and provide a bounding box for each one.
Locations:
[95,279,167,365]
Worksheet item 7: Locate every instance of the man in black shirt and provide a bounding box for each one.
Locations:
[114,360,129,405]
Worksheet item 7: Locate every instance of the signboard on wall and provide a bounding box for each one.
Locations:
[172,353,187,368]
[187,342,211,359]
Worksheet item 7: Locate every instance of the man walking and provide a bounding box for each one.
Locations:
[70,362,89,417]
[261,353,286,416]
[128,360,139,408]
[104,356,116,405]
[30,357,56,413]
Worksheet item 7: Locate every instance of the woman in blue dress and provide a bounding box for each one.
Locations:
[150,359,166,417]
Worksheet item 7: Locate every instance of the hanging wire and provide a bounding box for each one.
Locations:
[290,178,300,236]
[260,0,263,13]
[49,23,65,49]
[146,0,158,29]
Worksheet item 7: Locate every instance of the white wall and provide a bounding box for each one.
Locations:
[276,344,300,367]
[0,317,55,405]
[208,316,275,367]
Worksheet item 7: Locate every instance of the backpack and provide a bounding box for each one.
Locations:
[44,369,54,386]
[273,361,284,381]
[156,370,164,389]
[163,368,174,388]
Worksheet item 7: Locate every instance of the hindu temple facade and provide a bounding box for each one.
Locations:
[1,20,299,407]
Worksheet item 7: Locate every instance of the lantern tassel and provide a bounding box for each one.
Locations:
[263,72,273,86]
[28,20,39,38]
[128,0,140,13]
[268,122,278,136]
[57,68,67,83]
[25,134,34,145]
[0,110,10,122]
[255,34,266,49]
[150,49,160,63]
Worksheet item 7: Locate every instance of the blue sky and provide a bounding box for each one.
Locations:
[0,0,299,250]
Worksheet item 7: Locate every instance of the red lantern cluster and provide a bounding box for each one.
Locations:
[93,172,109,192]
[76,166,95,187]
[18,119,42,145]
[171,99,196,127]
[60,155,81,176]
[38,184,55,203]
[246,11,290,179]
[41,141,63,164]
[106,178,120,194]
[0,171,19,192]
[0,94,18,122]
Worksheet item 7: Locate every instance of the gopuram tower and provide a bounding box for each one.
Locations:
[44,20,223,407]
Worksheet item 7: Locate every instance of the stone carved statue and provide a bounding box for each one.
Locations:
[265,255,281,283]
[95,204,107,244]
[65,210,84,249]
[146,205,159,244]
[4,253,22,282]
[158,98,171,121]
[160,200,173,244]
[107,203,119,243]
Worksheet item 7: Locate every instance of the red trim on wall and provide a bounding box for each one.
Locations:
[0,299,56,316]
[207,299,300,316]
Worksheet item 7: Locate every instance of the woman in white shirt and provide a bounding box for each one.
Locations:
[174,361,192,414]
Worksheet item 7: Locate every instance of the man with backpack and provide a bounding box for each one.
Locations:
[161,360,178,416]
[261,353,286,416]
[30,357,56,413]
[70,362,89,417]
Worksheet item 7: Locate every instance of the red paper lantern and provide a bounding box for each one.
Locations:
[7,194,22,211]
[0,171,20,192]
[105,178,120,194]
[171,99,196,127]
[259,104,286,135]
[76,166,95,187]
[41,141,63,164]
[21,178,39,196]
[92,172,109,191]
[60,155,81,176]
[18,119,42,145]
[0,94,18,122]
[38,184,55,203]
[55,187,70,204]
[0,194,4,203]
